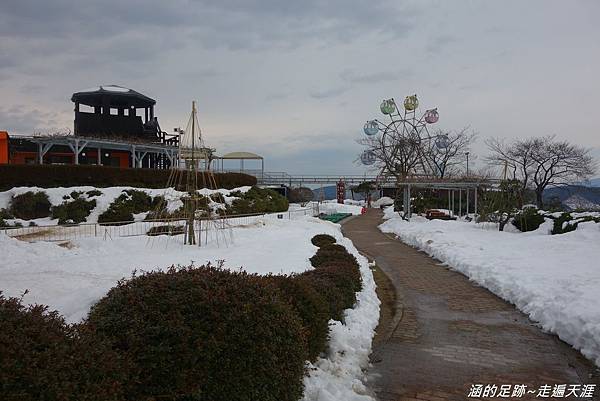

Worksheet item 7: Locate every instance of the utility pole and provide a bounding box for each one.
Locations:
[465,152,470,177]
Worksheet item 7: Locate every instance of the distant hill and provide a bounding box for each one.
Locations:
[544,185,600,211]
[579,177,600,187]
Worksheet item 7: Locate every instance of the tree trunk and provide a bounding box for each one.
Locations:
[535,189,544,209]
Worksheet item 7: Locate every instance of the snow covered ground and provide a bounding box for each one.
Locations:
[0,215,379,401]
[379,210,600,367]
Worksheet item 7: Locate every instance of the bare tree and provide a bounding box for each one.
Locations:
[529,137,596,208]
[424,128,476,178]
[486,135,596,208]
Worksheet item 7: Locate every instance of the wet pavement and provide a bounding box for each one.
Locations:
[342,209,599,401]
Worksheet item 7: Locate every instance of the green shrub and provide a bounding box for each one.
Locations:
[550,212,599,234]
[229,187,288,214]
[0,218,7,228]
[86,189,103,197]
[0,208,13,219]
[9,191,51,220]
[0,165,256,191]
[51,196,96,224]
[309,243,358,268]
[98,190,163,225]
[512,208,545,232]
[0,293,127,401]
[311,234,336,247]
[147,224,185,236]
[551,212,576,235]
[301,263,362,322]
[86,265,307,401]
[266,275,330,361]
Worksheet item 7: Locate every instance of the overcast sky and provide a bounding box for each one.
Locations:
[1,0,599,174]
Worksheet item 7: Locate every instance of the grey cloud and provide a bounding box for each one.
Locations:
[340,70,402,84]
[426,34,456,53]
[309,86,349,99]
[0,105,64,134]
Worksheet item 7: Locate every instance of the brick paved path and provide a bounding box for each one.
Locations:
[342,210,599,401]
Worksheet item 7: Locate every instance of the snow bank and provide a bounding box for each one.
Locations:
[302,234,379,401]
[379,216,600,367]
[0,215,380,400]
[372,196,394,208]
[317,200,364,216]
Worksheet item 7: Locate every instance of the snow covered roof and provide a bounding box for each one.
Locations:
[71,85,156,108]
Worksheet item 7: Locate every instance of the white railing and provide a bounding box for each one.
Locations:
[2,205,320,243]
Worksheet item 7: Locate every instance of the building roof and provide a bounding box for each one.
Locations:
[71,85,156,108]
[220,151,263,160]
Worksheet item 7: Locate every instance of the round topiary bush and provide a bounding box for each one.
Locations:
[85,265,308,401]
[9,191,51,220]
[309,243,359,268]
[0,293,127,401]
[301,263,361,322]
[310,234,336,248]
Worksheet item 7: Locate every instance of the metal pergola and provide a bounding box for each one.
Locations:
[25,135,179,168]
[389,179,499,220]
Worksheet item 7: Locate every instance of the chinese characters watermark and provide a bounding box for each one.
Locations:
[467,384,596,398]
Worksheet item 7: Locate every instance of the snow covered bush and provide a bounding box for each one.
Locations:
[310,233,336,247]
[550,212,600,234]
[98,189,163,225]
[0,293,127,401]
[9,191,51,220]
[228,187,288,214]
[51,194,96,224]
[512,207,545,232]
[85,264,308,401]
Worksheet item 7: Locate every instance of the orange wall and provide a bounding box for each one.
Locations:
[0,131,8,164]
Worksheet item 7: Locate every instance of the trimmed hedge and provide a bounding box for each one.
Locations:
[311,233,336,247]
[0,164,256,191]
[2,234,364,401]
[86,265,308,401]
[9,191,51,220]
[309,243,359,268]
[266,275,330,361]
[0,293,127,401]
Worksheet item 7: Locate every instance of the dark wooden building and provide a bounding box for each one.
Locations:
[72,85,176,145]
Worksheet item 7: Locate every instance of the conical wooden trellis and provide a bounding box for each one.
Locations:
[149,101,232,247]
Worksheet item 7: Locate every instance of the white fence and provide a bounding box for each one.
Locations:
[2,204,320,243]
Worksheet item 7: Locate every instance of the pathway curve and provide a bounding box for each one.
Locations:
[342,209,599,401]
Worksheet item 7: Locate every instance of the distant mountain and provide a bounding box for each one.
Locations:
[579,177,600,187]
[544,185,600,211]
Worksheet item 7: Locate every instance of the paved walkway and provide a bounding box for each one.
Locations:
[342,209,599,401]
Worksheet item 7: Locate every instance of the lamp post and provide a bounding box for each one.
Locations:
[465,152,470,177]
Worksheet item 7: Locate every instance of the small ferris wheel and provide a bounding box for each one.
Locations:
[360,94,448,170]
